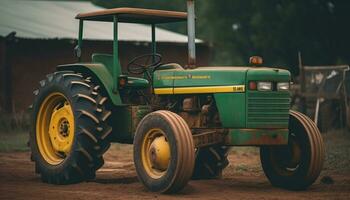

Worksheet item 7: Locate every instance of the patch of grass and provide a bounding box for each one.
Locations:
[0,111,30,152]
[0,111,30,132]
[231,147,259,156]
[322,130,350,173]
[0,131,29,152]
[235,164,249,172]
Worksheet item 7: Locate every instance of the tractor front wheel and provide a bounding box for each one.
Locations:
[133,110,195,193]
[30,71,112,184]
[260,110,325,190]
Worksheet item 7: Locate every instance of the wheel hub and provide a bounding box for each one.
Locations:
[148,136,170,171]
[141,128,171,179]
[48,102,75,153]
[59,119,70,137]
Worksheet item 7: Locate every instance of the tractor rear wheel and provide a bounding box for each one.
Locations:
[192,145,229,179]
[133,110,195,193]
[260,110,325,190]
[30,71,112,184]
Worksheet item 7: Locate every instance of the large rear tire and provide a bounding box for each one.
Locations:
[30,71,112,184]
[133,110,195,193]
[192,145,229,179]
[260,110,325,190]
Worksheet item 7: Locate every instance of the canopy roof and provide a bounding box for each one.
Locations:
[0,1,202,43]
[76,7,187,24]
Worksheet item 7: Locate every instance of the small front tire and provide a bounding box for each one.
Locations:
[260,110,325,190]
[133,110,195,193]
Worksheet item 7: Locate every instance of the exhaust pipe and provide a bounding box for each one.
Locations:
[187,0,196,68]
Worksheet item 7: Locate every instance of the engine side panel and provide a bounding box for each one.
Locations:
[214,93,246,128]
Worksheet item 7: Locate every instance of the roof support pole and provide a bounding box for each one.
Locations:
[151,24,156,62]
[113,15,119,93]
[187,0,196,68]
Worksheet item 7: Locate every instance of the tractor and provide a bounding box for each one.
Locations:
[30,1,325,193]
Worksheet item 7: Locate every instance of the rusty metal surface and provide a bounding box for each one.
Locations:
[187,0,196,68]
[292,60,350,129]
[178,112,202,128]
[303,65,349,71]
[187,57,197,69]
[245,134,287,145]
[131,105,152,134]
[182,96,198,112]
[226,128,289,146]
[192,129,225,148]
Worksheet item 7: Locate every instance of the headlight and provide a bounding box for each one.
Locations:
[257,82,272,91]
[277,82,290,91]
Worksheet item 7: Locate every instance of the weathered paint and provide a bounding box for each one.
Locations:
[227,128,289,146]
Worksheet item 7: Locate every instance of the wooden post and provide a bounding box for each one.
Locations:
[298,52,306,114]
[0,33,15,113]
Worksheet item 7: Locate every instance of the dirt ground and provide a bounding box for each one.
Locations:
[0,131,349,200]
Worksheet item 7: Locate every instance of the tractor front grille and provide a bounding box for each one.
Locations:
[247,92,290,128]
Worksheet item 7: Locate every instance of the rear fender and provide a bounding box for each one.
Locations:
[57,63,122,106]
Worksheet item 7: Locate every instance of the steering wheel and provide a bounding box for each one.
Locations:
[127,54,162,75]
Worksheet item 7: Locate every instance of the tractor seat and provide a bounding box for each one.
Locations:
[92,53,149,89]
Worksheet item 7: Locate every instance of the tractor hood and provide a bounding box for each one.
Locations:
[153,66,290,93]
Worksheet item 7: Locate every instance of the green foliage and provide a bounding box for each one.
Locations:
[90,0,350,75]
[0,131,29,152]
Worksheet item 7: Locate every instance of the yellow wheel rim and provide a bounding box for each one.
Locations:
[141,128,171,179]
[36,92,75,165]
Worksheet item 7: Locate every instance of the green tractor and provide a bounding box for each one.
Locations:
[30,1,324,193]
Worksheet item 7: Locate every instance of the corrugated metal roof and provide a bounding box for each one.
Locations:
[0,0,201,43]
